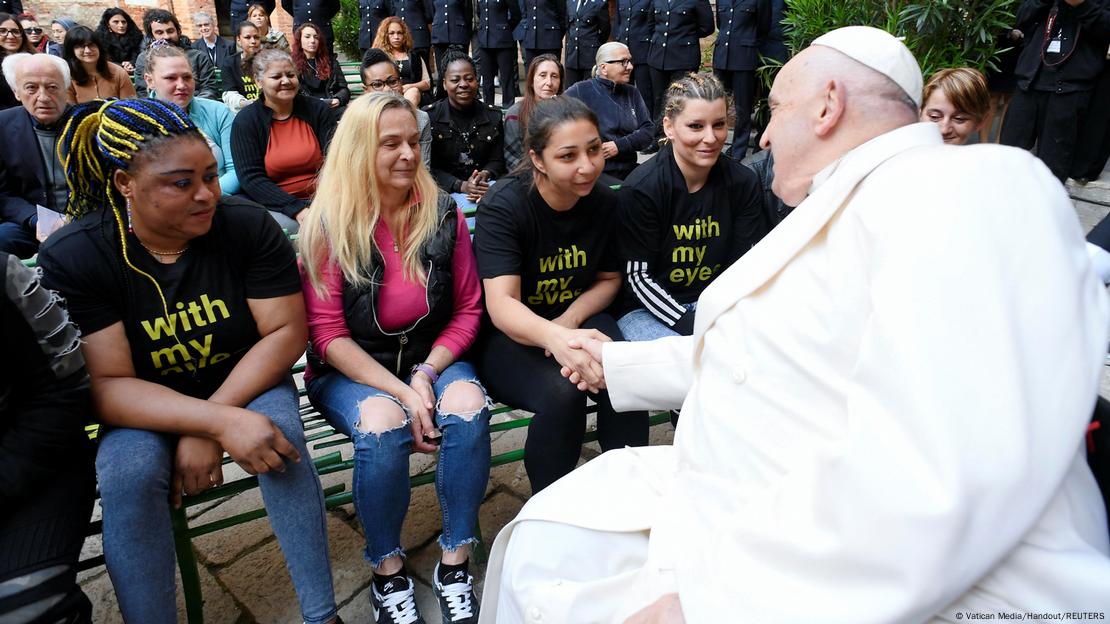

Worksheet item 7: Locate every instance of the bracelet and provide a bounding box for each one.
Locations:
[411,362,439,384]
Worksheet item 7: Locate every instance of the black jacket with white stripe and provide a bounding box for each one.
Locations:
[616,145,768,334]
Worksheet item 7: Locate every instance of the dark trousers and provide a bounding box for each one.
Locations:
[1072,63,1110,181]
[0,221,38,259]
[477,46,518,107]
[523,47,561,69]
[0,469,96,622]
[632,62,654,117]
[1000,87,1092,182]
[433,43,470,99]
[475,313,650,493]
[564,66,591,88]
[716,68,756,159]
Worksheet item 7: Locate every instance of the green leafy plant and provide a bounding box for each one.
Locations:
[780,0,1017,78]
[334,0,362,60]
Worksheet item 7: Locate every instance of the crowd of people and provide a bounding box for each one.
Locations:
[2,2,1110,624]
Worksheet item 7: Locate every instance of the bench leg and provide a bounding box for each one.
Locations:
[171,506,205,624]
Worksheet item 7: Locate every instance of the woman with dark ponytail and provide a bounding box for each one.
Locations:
[37,98,341,624]
[472,96,649,494]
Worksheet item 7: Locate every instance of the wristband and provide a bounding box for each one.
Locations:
[411,363,439,384]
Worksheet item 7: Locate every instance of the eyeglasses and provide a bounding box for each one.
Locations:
[25,27,43,35]
[365,76,400,90]
[0,28,22,37]
[602,58,633,67]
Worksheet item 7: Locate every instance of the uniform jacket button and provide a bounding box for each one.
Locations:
[529,606,543,621]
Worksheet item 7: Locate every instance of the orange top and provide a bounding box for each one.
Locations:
[264,116,323,200]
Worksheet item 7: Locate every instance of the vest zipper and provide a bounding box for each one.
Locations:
[396,332,409,376]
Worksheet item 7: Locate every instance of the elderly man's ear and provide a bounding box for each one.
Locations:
[814,79,847,138]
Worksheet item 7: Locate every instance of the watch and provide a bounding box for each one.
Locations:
[411,362,439,383]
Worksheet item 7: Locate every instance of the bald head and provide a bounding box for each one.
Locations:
[760,45,921,206]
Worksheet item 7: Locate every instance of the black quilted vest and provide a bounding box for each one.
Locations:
[308,195,458,377]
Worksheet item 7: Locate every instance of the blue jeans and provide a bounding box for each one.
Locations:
[307,361,491,565]
[617,302,698,341]
[95,379,337,624]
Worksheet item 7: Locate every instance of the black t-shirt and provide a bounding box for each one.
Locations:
[473,174,620,320]
[38,202,300,399]
[618,144,768,329]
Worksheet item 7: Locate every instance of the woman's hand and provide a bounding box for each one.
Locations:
[214,407,301,475]
[545,326,611,390]
[329,98,340,108]
[560,336,607,393]
[401,383,439,454]
[601,141,619,159]
[122,61,135,73]
[171,436,225,508]
[461,170,491,200]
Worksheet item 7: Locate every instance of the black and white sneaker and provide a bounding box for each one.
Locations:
[432,562,479,623]
[371,574,424,624]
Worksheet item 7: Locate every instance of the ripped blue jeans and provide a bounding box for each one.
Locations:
[306,360,491,565]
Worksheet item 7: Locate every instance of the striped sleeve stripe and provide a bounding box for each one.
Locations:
[626,260,684,325]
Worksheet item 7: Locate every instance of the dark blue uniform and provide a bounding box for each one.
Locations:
[282,0,341,52]
[713,0,769,158]
[515,0,565,67]
[616,0,654,114]
[476,0,522,105]
[393,0,434,53]
[646,0,713,131]
[563,0,611,86]
[432,0,474,97]
[358,0,392,51]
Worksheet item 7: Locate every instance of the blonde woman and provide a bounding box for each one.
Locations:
[298,92,488,624]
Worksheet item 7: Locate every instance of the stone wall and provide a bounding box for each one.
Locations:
[22,0,292,41]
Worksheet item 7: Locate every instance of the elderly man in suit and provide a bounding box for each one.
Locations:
[191,12,234,67]
[478,26,1110,623]
[0,53,70,258]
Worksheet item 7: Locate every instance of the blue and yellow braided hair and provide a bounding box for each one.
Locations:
[58,98,204,338]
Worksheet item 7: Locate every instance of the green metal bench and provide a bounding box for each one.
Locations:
[36,185,657,624]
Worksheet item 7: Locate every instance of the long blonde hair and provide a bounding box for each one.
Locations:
[299,92,441,297]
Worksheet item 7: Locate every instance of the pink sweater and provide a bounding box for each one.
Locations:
[302,208,482,381]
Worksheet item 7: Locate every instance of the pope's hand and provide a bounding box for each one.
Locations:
[623,593,684,624]
[560,336,607,392]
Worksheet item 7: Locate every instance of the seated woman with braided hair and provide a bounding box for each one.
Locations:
[36,98,342,624]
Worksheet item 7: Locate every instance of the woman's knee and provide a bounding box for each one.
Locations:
[437,380,487,418]
[355,397,409,435]
[95,429,172,498]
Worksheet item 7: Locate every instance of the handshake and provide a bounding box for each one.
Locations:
[546,326,610,394]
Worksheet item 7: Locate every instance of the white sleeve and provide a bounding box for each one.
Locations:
[603,335,695,412]
[677,155,1110,622]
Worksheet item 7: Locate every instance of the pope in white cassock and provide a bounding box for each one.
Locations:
[477,26,1110,624]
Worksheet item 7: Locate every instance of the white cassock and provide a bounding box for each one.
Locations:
[478,123,1110,623]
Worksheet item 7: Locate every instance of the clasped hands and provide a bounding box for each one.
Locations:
[544,319,610,393]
